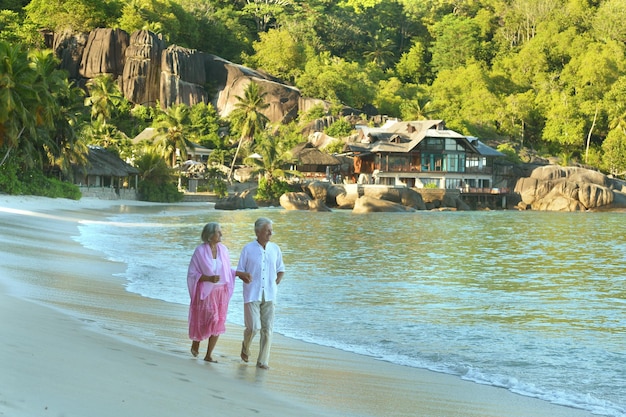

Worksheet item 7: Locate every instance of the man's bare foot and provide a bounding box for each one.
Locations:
[204,356,217,363]
[191,342,199,357]
[257,363,270,370]
[240,343,248,362]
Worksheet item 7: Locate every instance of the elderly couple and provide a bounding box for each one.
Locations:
[186,217,284,370]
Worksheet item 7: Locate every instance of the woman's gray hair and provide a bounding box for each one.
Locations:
[254,217,273,233]
[201,222,220,243]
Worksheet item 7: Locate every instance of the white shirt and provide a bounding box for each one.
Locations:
[237,240,285,303]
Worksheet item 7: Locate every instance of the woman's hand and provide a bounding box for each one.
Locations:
[237,271,251,283]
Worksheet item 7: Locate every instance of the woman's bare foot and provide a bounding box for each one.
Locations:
[191,341,199,357]
[204,356,217,363]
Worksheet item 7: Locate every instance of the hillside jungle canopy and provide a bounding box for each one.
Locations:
[1,0,626,181]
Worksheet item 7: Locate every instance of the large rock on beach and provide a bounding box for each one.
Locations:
[514,165,626,211]
[352,196,416,213]
[279,192,332,211]
[279,192,311,210]
[362,186,426,210]
[215,189,258,210]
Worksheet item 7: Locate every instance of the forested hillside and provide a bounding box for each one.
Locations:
[2,0,626,187]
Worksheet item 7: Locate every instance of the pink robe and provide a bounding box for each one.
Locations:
[187,243,236,341]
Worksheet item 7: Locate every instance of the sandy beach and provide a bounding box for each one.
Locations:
[0,195,595,417]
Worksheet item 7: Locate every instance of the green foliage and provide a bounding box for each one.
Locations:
[6,0,626,182]
[297,52,376,110]
[254,176,291,204]
[325,118,354,138]
[601,128,626,176]
[24,0,115,33]
[0,154,23,194]
[188,102,223,149]
[244,28,305,84]
[395,40,428,84]
[116,0,197,46]
[205,179,227,198]
[138,179,184,202]
[324,139,346,154]
[134,151,183,202]
[496,143,522,164]
[300,104,328,122]
[430,15,482,74]
[0,155,81,198]
[0,10,44,47]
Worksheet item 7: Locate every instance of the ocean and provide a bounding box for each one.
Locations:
[74,204,626,417]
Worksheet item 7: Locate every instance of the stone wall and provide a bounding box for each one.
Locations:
[79,187,137,200]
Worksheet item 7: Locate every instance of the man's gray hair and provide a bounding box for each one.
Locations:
[254,217,273,233]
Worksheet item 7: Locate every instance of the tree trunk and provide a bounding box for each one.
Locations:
[585,105,598,164]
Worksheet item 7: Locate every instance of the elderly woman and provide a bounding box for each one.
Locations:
[187,222,250,362]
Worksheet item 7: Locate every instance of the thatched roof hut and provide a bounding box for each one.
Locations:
[74,146,139,190]
[290,142,341,181]
[83,146,139,176]
[291,142,341,167]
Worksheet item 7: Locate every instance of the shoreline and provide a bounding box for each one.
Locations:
[0,196,596,417]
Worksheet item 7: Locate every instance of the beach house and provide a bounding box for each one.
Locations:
[346,120,505,192]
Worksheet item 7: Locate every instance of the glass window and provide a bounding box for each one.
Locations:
[445,139,463,151]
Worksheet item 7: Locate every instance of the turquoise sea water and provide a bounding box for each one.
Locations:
[74,205,626,417]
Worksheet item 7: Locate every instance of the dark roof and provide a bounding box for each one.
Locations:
[348,120,503,157]
[468,137,506,157]
[83,146,139,176]
[291,142,341,166]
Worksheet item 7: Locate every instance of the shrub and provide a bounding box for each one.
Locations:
[254,177,292,204]
[138,180,184,202]
[0,157,81,199]
[325,118,354,138]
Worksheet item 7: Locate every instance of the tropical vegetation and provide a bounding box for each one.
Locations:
[1,0,626,201]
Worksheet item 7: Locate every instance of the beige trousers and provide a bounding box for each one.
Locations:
[242,297,275,367]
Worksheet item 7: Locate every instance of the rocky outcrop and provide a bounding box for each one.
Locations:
[121,30,166,106]
[352,196,416,213]
[279,191,332,211]
[79,28,129,79]
[362,186,426,210]
[53,28,304,123]
[211,58,300,123]
[160,45,209,108]
[214,189,258,210]
[279,192,311,210]
[53,30,89,80]
[514,166,626,211]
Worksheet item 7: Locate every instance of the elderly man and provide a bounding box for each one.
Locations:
[237,217,285,370]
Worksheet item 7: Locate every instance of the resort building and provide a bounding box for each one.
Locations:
[346,119,506,192]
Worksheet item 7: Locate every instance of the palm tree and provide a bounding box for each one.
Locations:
[30,49,89,177]
[364,34,395,69]
[248,131,295,185]
[228,81,269,181]
[153,103,190,167]
[400,96,434,121]
[0,42,40,167]
[84,74,124,125]
[0,43,65,169]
